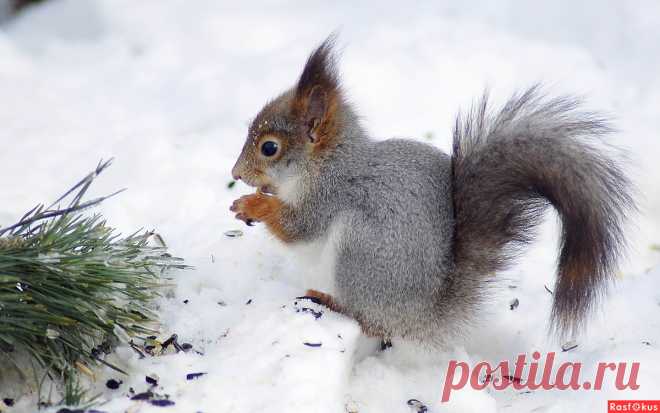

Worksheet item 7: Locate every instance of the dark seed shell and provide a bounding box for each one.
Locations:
[509,298,520,310]
[151,399,175,407]
[106,379,122,390]
[300,307,323,319]
[130,391,154,401]
[186,372,207,380]
[406,399,428,413]
[296,295,322,305]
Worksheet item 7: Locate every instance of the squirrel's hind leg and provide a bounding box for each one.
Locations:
[305,289,386,340]
[305,289,342,312]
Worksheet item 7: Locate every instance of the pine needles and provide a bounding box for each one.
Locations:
[0,159,186,393]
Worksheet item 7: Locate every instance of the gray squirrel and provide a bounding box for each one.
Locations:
[230,37,635,342]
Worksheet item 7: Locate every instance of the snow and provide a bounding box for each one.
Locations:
[0,1,659,411]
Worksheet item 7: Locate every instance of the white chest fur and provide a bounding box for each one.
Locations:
[286,214,346,295]
[277,175,303,205]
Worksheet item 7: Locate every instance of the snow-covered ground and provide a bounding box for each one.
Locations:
[1,1,659,411]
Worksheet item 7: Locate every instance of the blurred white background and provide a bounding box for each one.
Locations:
[0,0,657,272]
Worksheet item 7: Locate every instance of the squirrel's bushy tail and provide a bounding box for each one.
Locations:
[451,86,635,336]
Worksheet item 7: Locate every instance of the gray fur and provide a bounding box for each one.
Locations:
[302,134,455,340]
[450,87,635,338]
[232,40,636,342]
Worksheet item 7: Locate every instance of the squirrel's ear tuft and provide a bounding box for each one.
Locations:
[294,35,341,144]
[296,35,339,98]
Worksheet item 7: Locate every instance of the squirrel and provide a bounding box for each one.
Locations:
[230,36,635,342]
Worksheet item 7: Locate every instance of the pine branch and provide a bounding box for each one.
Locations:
[0,160,187,397]
[0,159,126,237]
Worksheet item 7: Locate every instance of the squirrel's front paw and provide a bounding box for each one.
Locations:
[230,193,271,226]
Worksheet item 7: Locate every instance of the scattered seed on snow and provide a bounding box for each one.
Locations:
[296,295,322,305]
[130,391,154,401]
[509,298,519,310]
[186,372,207,380]
[299,307,323,319]
[161,334,178,348]
[407,399,428,412]
[150,399,175,407]
[173,340,185,352]
[224,230,243,238]
[106,379,122,390]
[146,374,159,386]
[303,342,322,347]
[245,299,252,305]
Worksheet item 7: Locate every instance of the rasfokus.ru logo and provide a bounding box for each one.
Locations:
[608,400,660,412]
[441,351,641,402]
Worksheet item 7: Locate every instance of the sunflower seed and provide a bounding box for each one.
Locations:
[224,230,243,238]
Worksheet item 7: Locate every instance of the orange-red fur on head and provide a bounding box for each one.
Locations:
[232,35,345,194]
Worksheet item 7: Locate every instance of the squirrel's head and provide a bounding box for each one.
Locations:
[231,36,347,199]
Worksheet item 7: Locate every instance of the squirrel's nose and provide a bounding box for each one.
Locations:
[231,160,243,181]
[231,165,241,181]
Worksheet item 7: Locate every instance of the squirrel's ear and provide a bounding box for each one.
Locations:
[294,36,340,144]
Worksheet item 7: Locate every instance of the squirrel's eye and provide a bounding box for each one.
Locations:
[261,141,279,157]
